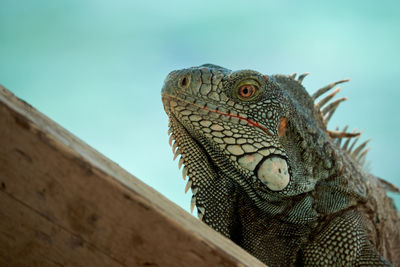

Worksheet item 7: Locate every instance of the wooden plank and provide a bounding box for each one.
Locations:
[0,191,120,267]
[0,85,265,267]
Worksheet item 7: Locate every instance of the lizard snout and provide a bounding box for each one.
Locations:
[161,70,193,96]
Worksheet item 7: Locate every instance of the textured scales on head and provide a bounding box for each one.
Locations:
[163,64,366,212]
[161,64,398,266]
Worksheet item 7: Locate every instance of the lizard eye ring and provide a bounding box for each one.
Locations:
[238,84,256,98]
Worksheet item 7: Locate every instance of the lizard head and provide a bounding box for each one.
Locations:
[161,64,363,218]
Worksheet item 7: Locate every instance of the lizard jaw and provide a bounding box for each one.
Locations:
[163,94,292,193]
[162,94,275,137]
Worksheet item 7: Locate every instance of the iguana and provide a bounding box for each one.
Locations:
[161,64,400,266]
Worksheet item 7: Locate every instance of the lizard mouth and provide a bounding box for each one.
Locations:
[162,93,274,137]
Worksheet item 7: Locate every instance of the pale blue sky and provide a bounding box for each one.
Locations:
[1,0,399,211]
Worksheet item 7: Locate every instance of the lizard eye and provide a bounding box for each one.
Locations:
[234,78,261,101]
[238,84,257,99]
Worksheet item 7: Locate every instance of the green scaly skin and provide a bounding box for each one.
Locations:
[161,64,400,266]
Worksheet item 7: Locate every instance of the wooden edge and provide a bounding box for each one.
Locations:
[0,85,266,267]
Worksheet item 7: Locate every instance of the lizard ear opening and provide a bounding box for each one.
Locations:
[278,117,287,138]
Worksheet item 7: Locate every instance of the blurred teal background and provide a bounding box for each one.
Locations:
[1,0,399,212]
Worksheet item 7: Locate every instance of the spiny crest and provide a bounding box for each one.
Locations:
[311,77,370,167]
[289,72,310,84]
[333,126,370,167]
[312,78,350,126]
[167,120,205,220]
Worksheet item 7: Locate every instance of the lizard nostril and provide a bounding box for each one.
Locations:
[178,74,191,89]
